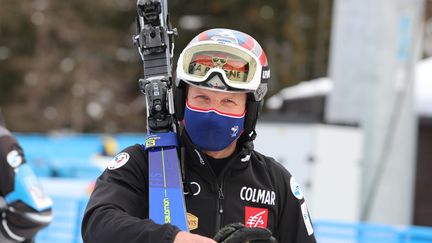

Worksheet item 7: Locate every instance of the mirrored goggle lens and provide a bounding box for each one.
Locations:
[182,45,258,84]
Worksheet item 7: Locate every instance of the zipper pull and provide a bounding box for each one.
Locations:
[218,186,224,214]
[218,186,224,200]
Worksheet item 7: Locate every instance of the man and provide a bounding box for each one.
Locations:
[82,29,317,243]
[0,111,53,242]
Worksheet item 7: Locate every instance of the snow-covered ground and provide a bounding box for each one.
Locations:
[267,57,432,118]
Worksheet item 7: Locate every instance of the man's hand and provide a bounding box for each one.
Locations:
[174,231,217,243]
[213,223,278,243]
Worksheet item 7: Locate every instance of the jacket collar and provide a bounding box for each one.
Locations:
[180,131,252,178]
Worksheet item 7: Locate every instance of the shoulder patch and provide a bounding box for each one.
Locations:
[107,152,130,170]
[301,202,314,236]
[290,177,304,200]
[7,150,23,168]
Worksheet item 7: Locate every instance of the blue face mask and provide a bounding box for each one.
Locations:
[183,101,245,151]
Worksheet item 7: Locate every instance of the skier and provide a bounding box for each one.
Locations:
[0,111,53,242]
[82,28,317,243]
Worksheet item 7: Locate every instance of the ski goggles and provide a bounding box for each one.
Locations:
[176,42,263,91]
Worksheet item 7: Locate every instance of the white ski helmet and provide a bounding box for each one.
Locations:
[175,28,270,144]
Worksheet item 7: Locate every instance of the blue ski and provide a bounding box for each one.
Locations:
[134,0,186,233]
[144,132,188,231]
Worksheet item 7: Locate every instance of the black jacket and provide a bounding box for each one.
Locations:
[82,134,317,243]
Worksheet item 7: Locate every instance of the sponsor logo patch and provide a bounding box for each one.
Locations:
[245,206,268,228]
[301,202,314,236]
[290,177,304,200]
[6,150,22,168]
[240,186,276,206]
[187,212,198,231]
[107,152,130,170]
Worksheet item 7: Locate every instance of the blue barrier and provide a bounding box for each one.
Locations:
[34,193,432,243]
[8,135,432,243]
[36,196,87,243]
[15,133,146,179]
[31,180,432,243]
[315,221,432,243]
[35,202,432,243]
[36,178,91,243]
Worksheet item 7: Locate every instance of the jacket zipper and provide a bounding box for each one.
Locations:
[215,183,224,231]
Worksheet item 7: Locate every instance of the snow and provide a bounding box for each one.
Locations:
[267,58,432,117]
[267,78,332,110]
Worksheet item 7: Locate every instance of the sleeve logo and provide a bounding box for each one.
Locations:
[107,152,130,170]
[290,177,304,200]
[244,206,268,228]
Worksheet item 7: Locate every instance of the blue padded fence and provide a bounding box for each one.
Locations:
[36,196,87,243]
[15,133,145,179]
[8,134,432,243]
[35,178,91,243]
[34,190,432,243]
[315,221,432,243]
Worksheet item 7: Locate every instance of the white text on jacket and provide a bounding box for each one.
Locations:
[240,187,276,206]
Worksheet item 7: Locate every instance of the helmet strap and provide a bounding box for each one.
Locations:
[239,94,263,147]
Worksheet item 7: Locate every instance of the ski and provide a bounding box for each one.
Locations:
[133,0,188,231]
[144,133,188,231]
